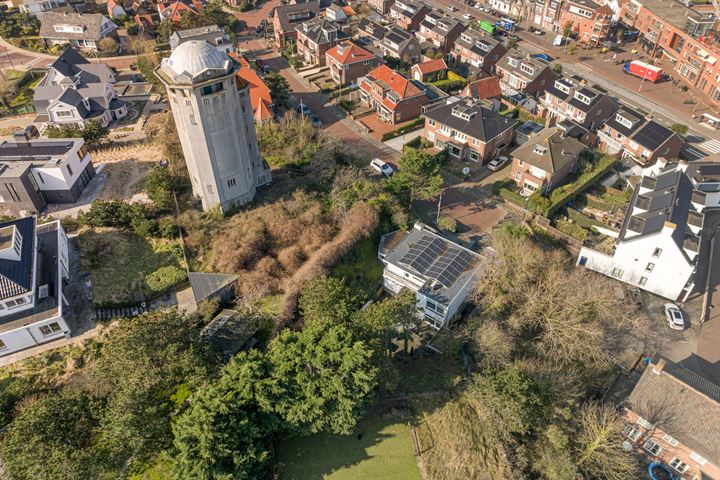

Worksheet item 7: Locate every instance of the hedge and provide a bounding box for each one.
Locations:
[499,187,526,207]
[546,156,617,216]
[583,193,612,212]
[380,117,426,141]
[145,265,188,295]
[431,79,467,93]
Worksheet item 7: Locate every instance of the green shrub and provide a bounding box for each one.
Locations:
[438,215,458,233]
[145,167,186,212]
[431,79,466,93]
[78,200,159,236]
[555,218,589,241]
[566,208,603,229]
[144,265,187,294]
[447,71,466,82]
[546,156,616,216]
[380,118,425,141]
[671,123,688,135]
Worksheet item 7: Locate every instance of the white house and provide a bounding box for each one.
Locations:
[577,159,720,301]
[0,217,71,357]
[19,0,66,17]
[39,12,118,51]
[378,223,484,329]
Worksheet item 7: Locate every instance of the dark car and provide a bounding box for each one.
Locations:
[532,53,554,62]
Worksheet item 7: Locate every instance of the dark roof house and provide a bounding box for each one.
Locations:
[423,98,515,143]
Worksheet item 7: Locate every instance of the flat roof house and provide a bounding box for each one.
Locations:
[622,355,720,480]
[540,76,618,130]
[33,47,127,129]
[495,49,557,96]
[423,97,515,164]
[0,216,71,357]
[359,65,429,124]
[577,158,719,301]
[39,12,118,51]
[509,126,586,195]
[378,223,484,329]
[598,105,685,166]
[169,25,234,54]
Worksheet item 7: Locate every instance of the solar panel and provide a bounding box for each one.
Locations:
[634,121,672,151]
[399,235,446,274]
[426,248,474,288]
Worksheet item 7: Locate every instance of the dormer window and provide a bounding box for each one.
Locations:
[615,113,633,128]
[508,58,518,67]
[554,80,570,94]
[520,63,534,76]
[533,145,547,154]
[574,92,592,105]
[461,33,472,43]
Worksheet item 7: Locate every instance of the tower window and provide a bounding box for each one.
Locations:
[201,82,224,96]
[190,114,197,125]
[207,185,214,194]
[227,178,236,188]
[241,105,245,113]
[203,98,210,105]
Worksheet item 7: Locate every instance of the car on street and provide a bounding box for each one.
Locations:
[473,3,483,8]
[532,53,554,62]
[310,114,323,128]
[447,5,458,11]
[370,158,394,176]
[463,13,473,19]
[486,155,509,171]
[664,303,686,330]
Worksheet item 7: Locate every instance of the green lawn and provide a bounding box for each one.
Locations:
[331,236,383,298]
[276,417,420,480]
[79,228,185,305]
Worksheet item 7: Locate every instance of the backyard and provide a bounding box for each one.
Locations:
[276,416,421,480]
[78,228,186,306]
[330,235,383,298]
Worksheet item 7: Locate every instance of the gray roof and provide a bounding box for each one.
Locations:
[40,12,115,41]
[619,165,701,256]
[296,18,344,45]
[604,105,645,137]
[455,29,502,58]
[274,1,319,33]
[358,18,386,40]
[169,25,231,49]
[423,98,514,142]
[497,48,549,82]
[381,26,415,50]
[544,77,612,114]
[627,354,720,466]
[0,217,35,301]
[188,272,238,304]
[511,127,585,173]
[381,225,484,304]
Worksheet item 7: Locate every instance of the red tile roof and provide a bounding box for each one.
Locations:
[255,98,273,122]
[326,41,376,65]
[413,58,447,75]
[363,65,424,100]
[229,53,273,119]
[342,5,355,16]
[160,0,200,23]
[463,76,502,99]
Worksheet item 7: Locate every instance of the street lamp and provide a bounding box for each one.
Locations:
[436,187,446,223]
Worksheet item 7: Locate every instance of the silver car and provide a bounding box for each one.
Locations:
[664,303,685,330]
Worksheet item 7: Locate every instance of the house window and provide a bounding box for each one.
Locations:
[39,322,62,336]
[662,434,678,447]
[207,185,214,194]
[190,114,197,125]
[227,178,236,188]
[690,452,706,465]
[428,119,436,126]
[643,439,662,456]
[611,268,624,278]
[623,424,640,441]
[639,277,648,286]
[637,416,652,429]
[646,263,655,272]
[56,110,73,117]
[669,458,688,474]
[652,248,662,258]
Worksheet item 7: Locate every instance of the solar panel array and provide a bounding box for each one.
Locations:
[634,121,671,151]
[426,248,474,288]
[398,236,446,274]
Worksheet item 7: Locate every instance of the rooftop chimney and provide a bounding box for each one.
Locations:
[653,358,666,374]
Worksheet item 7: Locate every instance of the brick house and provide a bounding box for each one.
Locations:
[377,26,421,63]
[462,76,502,101]
[558,0,613,47]
[389,0,429,31]
[510,126,586,194]
[423,98,515,163]
[295,18,345,66]
[539,76,618,130]
[359,65,428,124]
[528,0,562,33]
[368,0,394,14]
[598,105,685,166]
[619,0,720,108]
[622,355,720,480]
[326,41,384,85]
[273,1,319,50]
[451,28,507,74]
[411,58,447,82]
[495,49,557,96]
[415,12,466,55]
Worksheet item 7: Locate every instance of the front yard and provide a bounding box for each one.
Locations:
[79,228,186,306]
[276,416,420,480]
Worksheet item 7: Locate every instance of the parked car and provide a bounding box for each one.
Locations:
[447,5,458,11]
[370,158,394,176]
[463,13,473,19]
[532,53,554,62]
[487,155,509,171]
[473,3,483,8]
[310,114,323,127]
[664,303,686,330]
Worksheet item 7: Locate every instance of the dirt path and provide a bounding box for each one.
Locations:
[91,143,162,199]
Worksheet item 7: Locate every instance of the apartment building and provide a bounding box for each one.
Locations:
[376,26,421,63]
[378,223,484,329]
[423,97,515,163]
[451,28,507,74]
[326,41,384,85]
[389,0,430,31]
[509,126,586,195]
[495,49,557,96]
[295,18,345,66]
[540,76,618,130]
[529,0,562,33]
[598,105,685,165]
[577,158,719,301]
[273,1,319,49]
[558,0,613,47]
[359,65,429,123]
[416,11,466,54]
[620,0,720,108]
[622,355,720,480]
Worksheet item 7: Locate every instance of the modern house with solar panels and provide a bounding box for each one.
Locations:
[0,131,96,215]
[378,223,484,329]
[577,158,720,301]
[0,216,71,356]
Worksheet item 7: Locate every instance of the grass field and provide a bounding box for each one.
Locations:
[79,228,185,305]
[331,235,383,298]
[276,417,420,480]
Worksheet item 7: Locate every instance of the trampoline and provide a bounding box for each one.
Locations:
[648,462,675,480]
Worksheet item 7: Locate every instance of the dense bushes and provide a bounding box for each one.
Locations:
[145,265,187,294]
[546,156,616,216]
[77,200,177,239]
[145,167,187,212]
